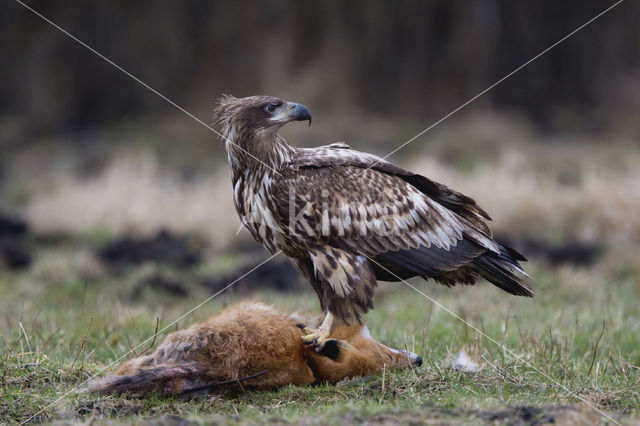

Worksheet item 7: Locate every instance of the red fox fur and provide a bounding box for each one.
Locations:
[89,301,421,397]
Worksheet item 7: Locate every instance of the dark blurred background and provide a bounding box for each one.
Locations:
[0,1,639,271]
[2,1,639,136]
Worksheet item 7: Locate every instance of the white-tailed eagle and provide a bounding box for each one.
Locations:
[215,95,533,348]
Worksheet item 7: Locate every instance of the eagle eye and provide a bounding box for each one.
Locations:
[265,103,278,114]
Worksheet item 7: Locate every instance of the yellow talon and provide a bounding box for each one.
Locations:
[301,312,334,351]
[301,328,331,347]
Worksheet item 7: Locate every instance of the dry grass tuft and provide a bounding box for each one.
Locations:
[24,152,244,249]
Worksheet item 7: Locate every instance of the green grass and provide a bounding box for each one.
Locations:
[1,243,639,425]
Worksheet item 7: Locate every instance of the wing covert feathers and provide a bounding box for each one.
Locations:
[290,145,492,233]
[278,144,533,322]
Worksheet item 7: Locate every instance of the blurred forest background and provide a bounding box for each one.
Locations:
[3,1,640,133]
[1,0,639,272]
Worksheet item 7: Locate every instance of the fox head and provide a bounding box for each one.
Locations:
[304,322,422,383]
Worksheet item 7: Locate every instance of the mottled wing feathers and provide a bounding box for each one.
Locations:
[280,146,500,258]
[276,165,496,258]
[400,174,492,235]
[292,144,491,234]
[278,144,533,299]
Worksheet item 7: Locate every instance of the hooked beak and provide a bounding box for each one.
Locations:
[287,102,312,126]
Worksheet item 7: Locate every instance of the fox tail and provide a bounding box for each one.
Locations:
[88,361,206,397]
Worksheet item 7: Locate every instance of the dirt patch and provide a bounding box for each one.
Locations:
[202,253,306,294]
[263,404,629,425]
[473,405,577,425]
[497,236,603,267]
[93,404,629,425]
[0,211,32,270]
[97,230,202,269]
[140,415,200,426]
[368,405,629,426]
[131,273,190,299]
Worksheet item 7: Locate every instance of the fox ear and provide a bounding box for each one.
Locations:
[316,339,340,361]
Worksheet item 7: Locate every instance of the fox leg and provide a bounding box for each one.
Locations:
[302,311,334,350]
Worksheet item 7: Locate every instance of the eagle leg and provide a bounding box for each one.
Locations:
[302,311,334,351]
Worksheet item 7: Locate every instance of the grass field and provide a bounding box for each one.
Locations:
[2,122,640,424]
[1,237,639,424]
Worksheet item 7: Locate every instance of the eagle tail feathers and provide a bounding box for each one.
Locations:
[473,243,534,297]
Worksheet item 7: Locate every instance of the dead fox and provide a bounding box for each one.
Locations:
[89,301,421,397]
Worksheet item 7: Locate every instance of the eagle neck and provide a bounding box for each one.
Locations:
[225,126,295,182]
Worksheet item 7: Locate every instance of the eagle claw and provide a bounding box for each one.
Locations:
[301,328,331,352]
[301,312,334,352]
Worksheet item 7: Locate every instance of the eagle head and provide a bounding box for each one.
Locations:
[215,95,312,170]
[215,95,311,136]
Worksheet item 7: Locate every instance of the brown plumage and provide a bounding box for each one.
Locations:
[215,95,533,346]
